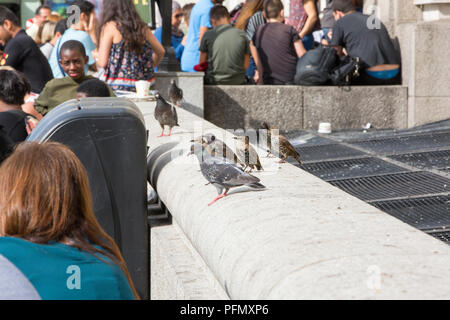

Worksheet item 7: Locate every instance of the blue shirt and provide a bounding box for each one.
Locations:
[0,237,135,300]
[49,28,96,78]
[180,0,213,72]
[154,27,184,62]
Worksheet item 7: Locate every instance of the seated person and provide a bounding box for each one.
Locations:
[0,69,34,142]
[250,0,306,85]
[35,40,115,116]
[199,5,250,85]
[76,78,111,99]
[0,126,13,164]
[0,6,53,94]
[154,1,185,64]
[48,0,97,78]
[0,142,139,300]
[329,0,401,85]
[39,18,68,60]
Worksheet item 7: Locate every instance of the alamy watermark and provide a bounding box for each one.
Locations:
[66,265,81,290]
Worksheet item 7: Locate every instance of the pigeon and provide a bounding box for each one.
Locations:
[261,122,302,165]
[189,143,265,206]
[168,79,183,107]
[191,134,245,168]
[233,136,263,172]
[154,92,179,137]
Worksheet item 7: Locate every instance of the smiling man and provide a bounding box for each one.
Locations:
[34,40,114,116]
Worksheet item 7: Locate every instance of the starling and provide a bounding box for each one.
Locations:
[233,136,263,172]
[189,143,265,206]
[261,122,302,165]
[168,79,183,107]
[191,134,245,168]
[154,92,179,137]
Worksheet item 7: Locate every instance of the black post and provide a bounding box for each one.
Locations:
[155,0,181,72]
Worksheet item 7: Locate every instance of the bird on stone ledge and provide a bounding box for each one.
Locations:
[154,92,179,137]
[168,79,183,107]
[189,143,266,206]
[261,122,302,165]
[233,136,263,173]
[191,134,245,168]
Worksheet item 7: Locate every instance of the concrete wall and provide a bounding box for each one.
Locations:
[138,100,450,300]
[204,85,408,131]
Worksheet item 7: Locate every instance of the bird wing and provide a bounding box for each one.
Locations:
[279,135,299,156]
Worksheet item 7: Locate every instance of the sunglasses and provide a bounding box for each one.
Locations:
[175,13,184,18]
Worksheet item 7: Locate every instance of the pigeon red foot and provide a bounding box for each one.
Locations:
[208,189,230,206]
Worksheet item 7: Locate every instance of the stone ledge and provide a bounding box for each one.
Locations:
[138,101,450,300]
[204,85,408,131]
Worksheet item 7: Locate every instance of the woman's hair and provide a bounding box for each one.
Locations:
[99,0,148,55]
[235,0,264,30]
[36,20,57,45]
[182,3,195,26]
[0,69,30,106]
[0,142,140,299]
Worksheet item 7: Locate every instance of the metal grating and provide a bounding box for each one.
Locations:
[299,157,406,181]
[371,195,450,230]
[349,131,450,155]
[427,231,450,243]
[294,144,366,163]
[329,171,450,201]
[389,150,450,170]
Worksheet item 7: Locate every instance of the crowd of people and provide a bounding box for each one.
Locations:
[0,0,401,299]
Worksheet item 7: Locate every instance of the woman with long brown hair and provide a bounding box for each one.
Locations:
[234,0,266,83]
[0,142,139,300]
[94,0,165,92]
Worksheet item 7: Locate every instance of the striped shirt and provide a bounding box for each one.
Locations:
[246,11,266,42]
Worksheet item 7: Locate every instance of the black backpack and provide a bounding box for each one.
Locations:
[294,46,339,86]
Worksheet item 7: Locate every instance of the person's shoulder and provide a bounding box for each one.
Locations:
[0,237,32,254]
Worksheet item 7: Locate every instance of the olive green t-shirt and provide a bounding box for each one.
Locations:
[35,75,115,116]
[200,24,250,85]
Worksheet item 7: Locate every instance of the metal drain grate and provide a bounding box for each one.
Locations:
[427,231,450,243]
[389,150,450,170]
[299,157,406,181]
[294,144,366,163]
[349,131,450,155]
[329,171,450,201]
[371,195,450,230]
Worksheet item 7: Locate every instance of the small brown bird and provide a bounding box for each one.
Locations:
[168,79,183,107]
[261,122,302,165]
[191,134,245,168]
[233,136,263,173]
[154,92,179,137]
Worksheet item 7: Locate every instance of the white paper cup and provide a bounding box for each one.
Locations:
[318,122,332,134]
[135,80,150,97]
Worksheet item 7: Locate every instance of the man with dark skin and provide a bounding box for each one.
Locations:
[34,40,114,116]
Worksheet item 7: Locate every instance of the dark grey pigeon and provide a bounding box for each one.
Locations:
[154,92,179,137]
[168,79,183,107]
[189,143,265,206]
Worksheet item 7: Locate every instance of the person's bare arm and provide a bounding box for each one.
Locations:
[146,28,165,67]
[294,40,307,58]
[199,26,209,46]
[243,53,250,71]
[95,22,114,69]
[299,0,319,39]
[199,51,208,64]
[250,41,263,85]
